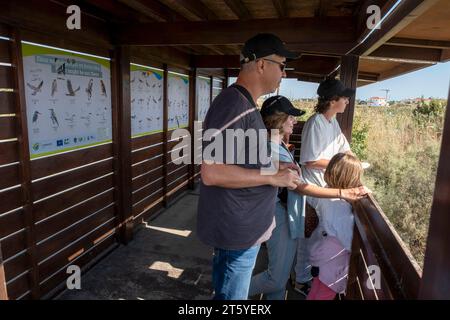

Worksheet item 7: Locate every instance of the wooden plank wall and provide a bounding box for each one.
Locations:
[0,22,221,299]
[0,26,120,300]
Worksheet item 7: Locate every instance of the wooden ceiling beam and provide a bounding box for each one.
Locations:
[315,0,330,17]
[353,0,441,56]
[386,37,450,49]
[115,17,356,46]
[224,0,252,20]
[370,45,442,63]
[379,62,434,81]
[193,54,340,75]
[118,0,187,22]
[175,0,219,20]
[272,0,287,18]
[82,0,151,23]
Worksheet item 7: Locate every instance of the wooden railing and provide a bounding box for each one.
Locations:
[346,194,422,299]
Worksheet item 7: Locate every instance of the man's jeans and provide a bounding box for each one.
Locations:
[212,244,261,300]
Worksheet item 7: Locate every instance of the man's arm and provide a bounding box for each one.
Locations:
[201,162,299,189]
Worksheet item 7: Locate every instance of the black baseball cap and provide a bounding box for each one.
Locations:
[317,78,355,100]
[240,33,299,64]
[260,95,305,118]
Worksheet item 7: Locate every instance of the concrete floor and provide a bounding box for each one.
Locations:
[58,188,304,300]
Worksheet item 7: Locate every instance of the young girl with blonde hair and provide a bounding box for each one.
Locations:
[306,152,364,300]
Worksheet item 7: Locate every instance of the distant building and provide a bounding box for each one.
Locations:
[368,97,389,107]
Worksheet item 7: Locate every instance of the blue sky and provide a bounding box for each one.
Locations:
[231,61,450,101]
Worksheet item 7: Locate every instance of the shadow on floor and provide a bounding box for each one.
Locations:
[58,189,305,300]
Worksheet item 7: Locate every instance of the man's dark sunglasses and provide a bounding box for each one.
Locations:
[262,58,287,72]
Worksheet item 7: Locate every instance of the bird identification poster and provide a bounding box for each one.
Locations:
[130,64,164,137]
[168,72,189,130]
[196,76,210,122]
[22,42,112,159]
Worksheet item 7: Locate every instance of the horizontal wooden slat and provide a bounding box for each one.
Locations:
[132,179,164,204]
[167,160,190,173]
[38,221,117,281]
[0,91,15,114]
[133,202,163,224]
[0,208,24,239]
[167,167,189,185]
[132,166,164,191]
[0,140,19,165]
[0,65,13,88]
[39,232,117,298]
[30,143,113,180]
[36,205,115,261]
[0,39,11,63]
[6,272,30,300]
[1,229,27,260]
[132,189,164,217]
[131,132,163,150]
[131,143,163,164]
[33,174,114,222]
[132,155,163,178]
[4,251,29,283]
[167,137,190,151]
[35,190,115,243]
[0,116,16,140]
[32,158,114,201]
[0,162,20,190]
[167,183,189,204]
[0,186,22,215]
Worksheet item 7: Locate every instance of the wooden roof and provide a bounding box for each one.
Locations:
[0,0,448,85]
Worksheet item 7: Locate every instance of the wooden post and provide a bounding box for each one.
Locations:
[188,68,197,189]
[162,64,169,207]
[336,55,359,142]
[10,28,40,299]
[419,86,450,299]
[0,244,8,300]
[209,75,214,105]
[111,46,133,244]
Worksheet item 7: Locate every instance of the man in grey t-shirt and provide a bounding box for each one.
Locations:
[197,33,300,300]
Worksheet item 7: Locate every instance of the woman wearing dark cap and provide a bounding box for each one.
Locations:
[248,95,367,300]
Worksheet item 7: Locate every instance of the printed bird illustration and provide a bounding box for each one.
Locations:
[57,63,65,75]
[146,117,152,122]
[32,111,41,123]
[86,79,93,100]
[145,80,150,87]
[49,109,59,127]
[152,83,156,88]
[175,115,180,128]
[158,96,162,102]
[27,80,43,96]
[152,98,157,104]
[51,79,57,97]
[66,80,80,96]
[100,80,107,97]
[65,113,76,123]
